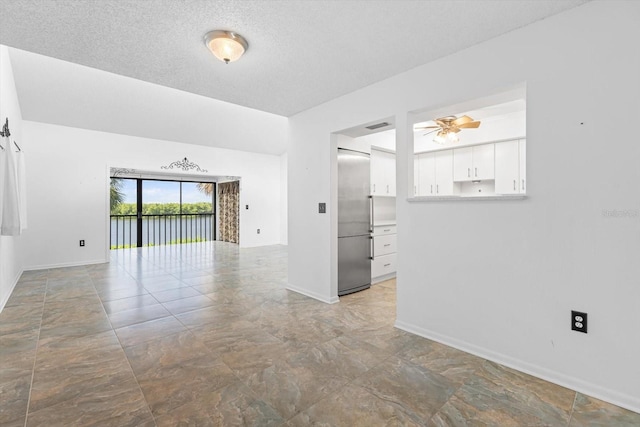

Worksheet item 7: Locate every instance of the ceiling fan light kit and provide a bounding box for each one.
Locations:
[204,30,248,64]
[415,115,481,144]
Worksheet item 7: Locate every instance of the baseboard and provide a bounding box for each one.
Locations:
[286,283,339,304]
[372,272,396,284]
[25,258,109,271]
[394,320,640,415]
[0,267,24,313]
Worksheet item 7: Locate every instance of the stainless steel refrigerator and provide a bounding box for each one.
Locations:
[338,148,372,296]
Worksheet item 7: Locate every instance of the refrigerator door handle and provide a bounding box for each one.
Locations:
[369,235,374,260]
[369,195,374,232]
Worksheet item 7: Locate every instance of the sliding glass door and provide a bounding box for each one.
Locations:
[110,178,216,249]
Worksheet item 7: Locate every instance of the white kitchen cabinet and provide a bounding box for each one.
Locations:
[453,144,495,181]
[416,150,455,196]
[413,157,420,196]
[372,253,396,279]
[373,224,396,236]
[435,150,455,195]
[495,140,519,194]
[373,233,396,256]
[519,139,526,193]
[370,149,395,196]
[372,224,397,282]
[495,139,526,194]
[417,152,436,196]
[453,147,472,181]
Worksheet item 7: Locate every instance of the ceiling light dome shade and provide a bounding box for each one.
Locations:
[204,30,248,64]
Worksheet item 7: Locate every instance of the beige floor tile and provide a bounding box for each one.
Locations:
[107,303,171,329]
[114,315,188,347]
[569,393,640,427]
[0,242,636,426]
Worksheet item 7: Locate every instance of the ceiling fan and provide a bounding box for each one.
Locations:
[415,115,481,143]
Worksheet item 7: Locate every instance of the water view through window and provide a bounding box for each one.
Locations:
[110,178,215,249]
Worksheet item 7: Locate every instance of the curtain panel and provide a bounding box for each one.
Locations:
[218,181,239,243]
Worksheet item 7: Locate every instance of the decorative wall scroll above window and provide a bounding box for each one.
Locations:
[161,157,208,173]
[111,168,136,176]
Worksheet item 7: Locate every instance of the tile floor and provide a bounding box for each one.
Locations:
[1,242,639,426]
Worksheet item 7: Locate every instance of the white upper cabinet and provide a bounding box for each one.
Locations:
[453,144,495,181]
[495,140,520,194]
[413,140,525,199]
[453,147,473,181]
[519,139,526,193]
[371,149,396,196]
[413,156,420,196]
[416,151,455,196]
[495,139,526,194]
[417,152,436,196]
[435,150,455,195]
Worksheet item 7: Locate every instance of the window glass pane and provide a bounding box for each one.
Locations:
[142,180,180,214]
[110,178,136,215]
[181,182,214,214]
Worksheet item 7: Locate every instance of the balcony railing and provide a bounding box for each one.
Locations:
[110,214,215,249]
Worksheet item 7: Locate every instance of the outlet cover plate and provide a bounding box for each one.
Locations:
[571,310,587,333]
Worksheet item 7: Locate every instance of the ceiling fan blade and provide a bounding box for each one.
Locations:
[422,129,439,136]
[458,121,481,129]
[452,115,473,126]
[414,125,440,130]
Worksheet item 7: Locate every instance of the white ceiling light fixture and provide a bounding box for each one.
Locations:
[204,30,248,64]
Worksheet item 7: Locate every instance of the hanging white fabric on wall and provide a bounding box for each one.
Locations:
[17,149,27,230]
[0,143,5,228]
[1,136,21,235]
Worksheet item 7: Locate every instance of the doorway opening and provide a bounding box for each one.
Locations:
[333,117,397,300]
[109,177,216,249]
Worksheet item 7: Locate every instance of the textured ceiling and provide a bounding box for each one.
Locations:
[0,0,588,117]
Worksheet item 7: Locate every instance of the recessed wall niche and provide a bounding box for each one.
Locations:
[409,87,526,200]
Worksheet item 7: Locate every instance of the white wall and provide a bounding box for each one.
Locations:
[280,153,288,245]
[288,1,640,413]
[359,129,396,152]
[0,45,25,311]
[22,121,284,270]
[9,47,289,155]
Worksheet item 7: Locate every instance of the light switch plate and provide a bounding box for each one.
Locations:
[319,203,326,213]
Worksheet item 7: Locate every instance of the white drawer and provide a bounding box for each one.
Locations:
[372,253,397,278]
[374,234,396,257]
[373,225,396,236]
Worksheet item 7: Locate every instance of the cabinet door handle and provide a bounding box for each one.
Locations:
[475,167,478,177]
[384,263,391,267]
[436,184,439,194]
[414,185,416,195]
[386,184,389,193]
[468,168,470,177]
[373,184,376,193]
[383,229,390,232]
[522,179,525,191]
[513,180,516,191]
[430,184,433,194]
[384,244,391,247]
